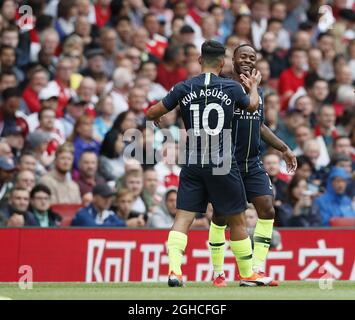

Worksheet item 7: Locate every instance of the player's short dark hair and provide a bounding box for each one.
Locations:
[200,40,225,67]
[201,40,225,57]
[233,44,256,57]
[30,184,51,198]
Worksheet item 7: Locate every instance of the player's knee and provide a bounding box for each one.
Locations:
[212,216,227,227]
[259,205,275,220]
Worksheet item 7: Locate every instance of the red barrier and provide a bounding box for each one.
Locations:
[0,228,354,282]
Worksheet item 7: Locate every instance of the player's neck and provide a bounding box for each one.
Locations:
[201,67,220,76]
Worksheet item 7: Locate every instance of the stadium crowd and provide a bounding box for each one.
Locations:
[0,0,354,229]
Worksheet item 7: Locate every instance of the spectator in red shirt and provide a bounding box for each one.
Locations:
[94,0,111,28]
[22,66,49,114]
[156,45,187,91]
[278,48,308,111]
[143,13,168,60]
[188,0,212,26]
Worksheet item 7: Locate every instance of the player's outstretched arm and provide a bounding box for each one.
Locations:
[146,101,170,122]
[260,123,297,173]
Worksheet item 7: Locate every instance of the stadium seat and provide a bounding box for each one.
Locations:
[51,204,83,227]
[329,217,355,227]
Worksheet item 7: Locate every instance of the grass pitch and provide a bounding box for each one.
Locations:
[0,281,355,300]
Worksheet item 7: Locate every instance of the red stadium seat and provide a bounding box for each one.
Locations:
[51,204,83,227]
[329,217,355,227]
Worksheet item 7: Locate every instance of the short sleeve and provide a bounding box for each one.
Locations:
[162,82,185,111]
[231,82,250,110]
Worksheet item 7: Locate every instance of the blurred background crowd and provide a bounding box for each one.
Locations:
[0,0,354,230]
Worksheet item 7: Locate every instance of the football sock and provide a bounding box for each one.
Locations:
[208,222,227,276]
[253,218,274,273]
[230,237,253,278]
[167,230,187,276]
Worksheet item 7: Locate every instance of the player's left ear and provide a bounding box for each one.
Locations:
[198,56,202,65]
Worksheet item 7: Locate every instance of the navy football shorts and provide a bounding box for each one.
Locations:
[239,162,274,202]
[176,165,247,216]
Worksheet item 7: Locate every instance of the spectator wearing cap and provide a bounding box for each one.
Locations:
[315,167,355,226]
[0,156,16,207]
[68,115,100,170]
[0,187,37,227]
[71,184,126,227]
[27,85,65,137]
[39,143,81,204]
[74,150,106,198]
[0,87,29,139]
[60,95,87,138]
[28,184,62,227]
[22,66,49,114]
[156,45,187,91]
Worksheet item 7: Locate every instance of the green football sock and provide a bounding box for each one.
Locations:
[253,219,274,272]
[167,230,187,276]
[230,237,253,278]
[208,222,227,274]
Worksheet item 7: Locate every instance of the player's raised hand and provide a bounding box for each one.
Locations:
[282,148,297,173]
[240,69,261,91]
